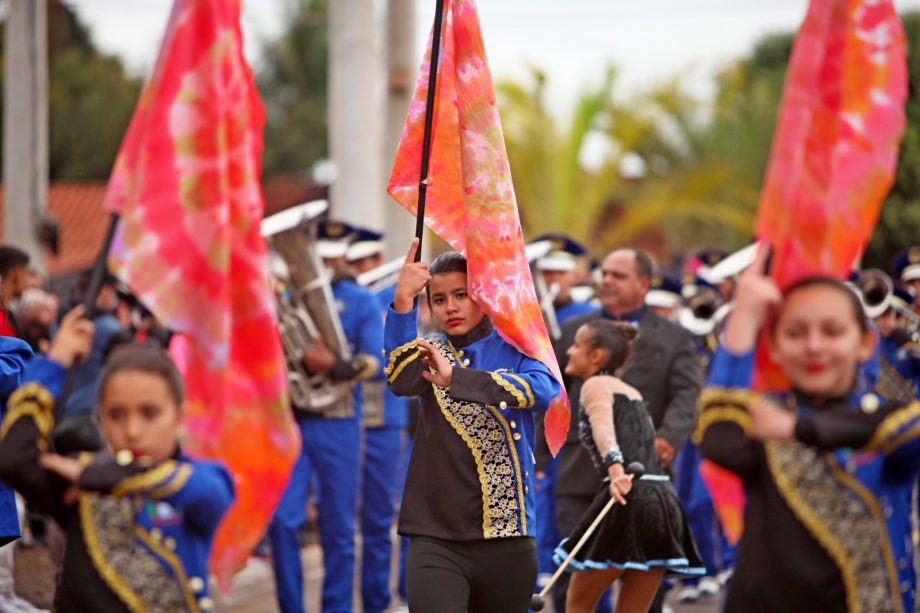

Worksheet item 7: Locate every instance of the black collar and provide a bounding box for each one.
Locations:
[447,317,493,347]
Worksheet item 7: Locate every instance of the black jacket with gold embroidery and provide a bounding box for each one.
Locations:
[0,357,234,612]
[697,347,920,613]
[385,308,559,540]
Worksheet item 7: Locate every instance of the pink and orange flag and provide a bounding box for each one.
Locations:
[703,0,907,544]
[104,0,299,586]
[387,0,569,454]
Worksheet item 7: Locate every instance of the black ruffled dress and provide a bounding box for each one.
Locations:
[553,393,704,575]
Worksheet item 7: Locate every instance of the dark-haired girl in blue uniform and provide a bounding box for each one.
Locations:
[0,306,234,612]
[698,247,920,612]
[385,239,560,612]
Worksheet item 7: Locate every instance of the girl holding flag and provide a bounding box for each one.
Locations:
[384,239,559,612]
[697,246,920,612]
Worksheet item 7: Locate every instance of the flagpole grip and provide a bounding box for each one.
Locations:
[414,0,446,263]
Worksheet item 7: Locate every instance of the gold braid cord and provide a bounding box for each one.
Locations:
[2,382,56,440]
[691,387,759,444]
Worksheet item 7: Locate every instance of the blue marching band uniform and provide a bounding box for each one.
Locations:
[698,346,920,612]
[268,221,385,613]
[0,356,234,612]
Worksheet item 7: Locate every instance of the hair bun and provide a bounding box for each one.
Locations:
[611,321,638,342]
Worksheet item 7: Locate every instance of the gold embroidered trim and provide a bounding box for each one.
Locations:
[79,495,144,612]
[428,338,523,538]
[147,464,193,499]
[865,402,920,452]
[134,525,199,612]
[506,374,535,408]
[692,407,752,444]
[490,372,527,408]
[487,406,527,534]
[827,461,902,612]
[8,382,55,412]
[699,387,760,410]
[384,339,419,378]
[881,422,920,455]
[0,400,53,439]
[432,386,492,536]
[765,442,895,613]
[112,461,178,497]
[388,351,419,384]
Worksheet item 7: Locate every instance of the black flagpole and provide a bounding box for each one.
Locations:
[413,0,447,263]
[54,212,120,425]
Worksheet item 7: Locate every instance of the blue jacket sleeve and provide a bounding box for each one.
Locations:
[449,357,559,413]
[383,307,427,397]
[0,337,32,407]
[0,357,69,518]
[695,347,761,476]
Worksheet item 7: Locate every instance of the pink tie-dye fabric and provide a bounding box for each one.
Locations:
[104,0,299,587]
[387,0,569,454]
[702,0,907,544]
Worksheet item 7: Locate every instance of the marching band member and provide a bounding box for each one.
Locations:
[268,221,384,613]
[0,307,233,612]
[385,239,559,611]
[346,226,410,613]
[697,246,920,612]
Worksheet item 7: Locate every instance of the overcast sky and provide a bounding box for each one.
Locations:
[65,0,920,117]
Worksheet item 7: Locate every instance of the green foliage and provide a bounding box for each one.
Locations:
[257,0,328,177]
[0,1,141,181]
[865,12,920,271]
[48,49,140,180]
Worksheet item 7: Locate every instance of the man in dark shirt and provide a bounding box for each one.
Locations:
[538,247,702,612]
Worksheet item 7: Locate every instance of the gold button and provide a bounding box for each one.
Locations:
[150,528,163,542]
[189,576,205,592]
[860,393,880,414]
[165,537,177,550]
[116,449,134,466]
[499,401,508,410]
[199,596,215,610]
[510,420,517,429]
[513,433,521,441]
[462,359,470,367]
[458,350,465,357]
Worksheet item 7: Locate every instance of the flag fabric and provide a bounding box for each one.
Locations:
[104,0,299,586]
[387,0,569,454]
[702,0,908,543]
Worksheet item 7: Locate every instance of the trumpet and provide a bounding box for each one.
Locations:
[855,269,920,337]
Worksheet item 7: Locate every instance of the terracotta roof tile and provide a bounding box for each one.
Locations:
[0,178,325,279]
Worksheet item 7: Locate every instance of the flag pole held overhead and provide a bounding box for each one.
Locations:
[414,0,447,262]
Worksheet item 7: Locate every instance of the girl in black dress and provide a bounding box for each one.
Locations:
[558,320,703,612]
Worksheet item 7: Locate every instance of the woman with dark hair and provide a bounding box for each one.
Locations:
[559,319,703,612]
[697,246,920,612]
[384,239,560,612]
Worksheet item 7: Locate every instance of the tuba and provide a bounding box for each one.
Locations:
[262,200,353,417]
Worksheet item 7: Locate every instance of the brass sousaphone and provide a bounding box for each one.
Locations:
[262,200,353,417]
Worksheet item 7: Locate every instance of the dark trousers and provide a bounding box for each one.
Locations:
[407,535,537,612]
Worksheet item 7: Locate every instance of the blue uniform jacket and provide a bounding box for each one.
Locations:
[385,307,559,539]
[0,357,234,612]
[0,336,32,542]
[333,278,385,420]
[363,284,408,429]
[698,347,920,612]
